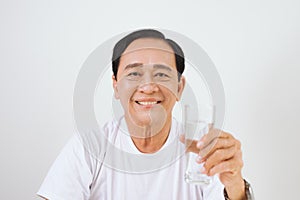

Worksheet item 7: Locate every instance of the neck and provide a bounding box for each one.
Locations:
[125,115,172,153]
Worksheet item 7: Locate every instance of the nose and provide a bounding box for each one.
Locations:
[137,82,159,94]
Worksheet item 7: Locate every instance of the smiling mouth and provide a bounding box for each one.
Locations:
[135,101,161,105]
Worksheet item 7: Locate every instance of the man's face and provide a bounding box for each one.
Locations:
[113,38,185,137]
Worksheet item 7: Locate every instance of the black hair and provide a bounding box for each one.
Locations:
[112,29,185,81]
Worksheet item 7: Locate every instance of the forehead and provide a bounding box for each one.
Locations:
[119,38,176,70]
[125,38,174,53]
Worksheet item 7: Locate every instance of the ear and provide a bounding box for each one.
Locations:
[176,76,185,101]
[112,75,120,99]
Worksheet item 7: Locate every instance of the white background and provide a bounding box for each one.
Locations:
[1,0,300,199]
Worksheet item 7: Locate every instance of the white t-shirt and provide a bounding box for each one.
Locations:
[37,117,224,200]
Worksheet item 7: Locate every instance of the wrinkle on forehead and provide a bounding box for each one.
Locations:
[124,38,174,54]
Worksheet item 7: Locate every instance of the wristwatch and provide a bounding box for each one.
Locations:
[223,179,254,200]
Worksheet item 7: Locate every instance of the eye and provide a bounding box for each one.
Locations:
[127,72,142,77]
[154,72,170,78]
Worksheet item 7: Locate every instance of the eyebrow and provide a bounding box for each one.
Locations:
[124,63,143,71]
[153,64,172,71]
[124,63,173,72]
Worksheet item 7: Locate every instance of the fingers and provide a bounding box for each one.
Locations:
[197,134,237,159]
[207,159,237,176]
[198,129,224,150]
[200,145,238,173]
[180,130,242,175]
[181,128,244,190]
[197,129,232,150]
[180,130,236,156]
[207,149,243,176]
[179,134,185,143]
[194,130,243,178]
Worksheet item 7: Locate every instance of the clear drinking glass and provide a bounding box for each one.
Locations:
[184,104,215,185]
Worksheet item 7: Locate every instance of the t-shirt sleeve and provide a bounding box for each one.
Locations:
[37,134,94,200]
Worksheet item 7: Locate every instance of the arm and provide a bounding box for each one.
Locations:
[37,135,94,200]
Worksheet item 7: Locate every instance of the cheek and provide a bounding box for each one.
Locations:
[158,82,180,101]
[116,79,138,107]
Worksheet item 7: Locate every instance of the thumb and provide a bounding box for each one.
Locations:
[179,134,200,154]
[179,134,185,143]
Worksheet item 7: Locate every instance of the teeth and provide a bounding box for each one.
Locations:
[138,101,158,105]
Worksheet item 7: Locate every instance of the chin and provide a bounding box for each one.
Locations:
[129,114,152,127]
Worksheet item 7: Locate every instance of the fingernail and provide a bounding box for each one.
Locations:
[200,167,206,173]
[197,141,203,148]
[196,156,202,163]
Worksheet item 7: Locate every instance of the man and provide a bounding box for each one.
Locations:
[38,29,253,199]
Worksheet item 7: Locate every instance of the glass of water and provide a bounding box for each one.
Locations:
[184,104,215,185]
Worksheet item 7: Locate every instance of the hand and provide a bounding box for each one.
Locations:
[180,129,246,200]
